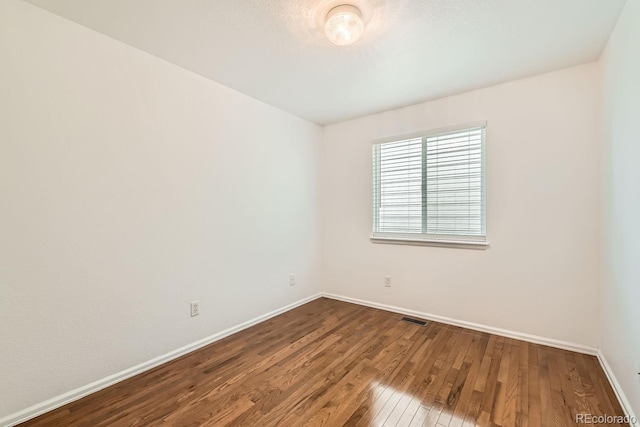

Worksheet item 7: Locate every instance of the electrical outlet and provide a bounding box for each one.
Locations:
[190,301,200,317]
[385,276,391,287]
[290,274,296,286]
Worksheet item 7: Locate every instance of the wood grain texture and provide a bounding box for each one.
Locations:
[20,298,624,426]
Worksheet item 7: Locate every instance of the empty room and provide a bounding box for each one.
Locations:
[1,0,639,426]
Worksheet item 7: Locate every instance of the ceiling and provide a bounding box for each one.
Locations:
[25,0,626,125]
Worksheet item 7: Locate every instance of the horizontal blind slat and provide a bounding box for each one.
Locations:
[373,128,485,238]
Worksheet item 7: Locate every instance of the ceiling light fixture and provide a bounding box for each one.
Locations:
[324,4,365,46]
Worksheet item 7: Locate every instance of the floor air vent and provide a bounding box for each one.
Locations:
[401,317,427,326]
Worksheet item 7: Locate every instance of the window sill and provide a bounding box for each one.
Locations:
[369,236,489,250]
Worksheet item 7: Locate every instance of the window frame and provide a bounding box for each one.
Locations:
[370,121,489,249]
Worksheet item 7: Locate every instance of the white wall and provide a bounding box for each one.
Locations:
[0,0,321,419]
[320,63,602,348]
[600,0,640,416]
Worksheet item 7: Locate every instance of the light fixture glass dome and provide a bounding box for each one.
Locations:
[324,5,365,46]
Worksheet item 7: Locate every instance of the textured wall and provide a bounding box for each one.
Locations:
[0,0,321,418]
[321,63,602,348]
[600,0,640,417]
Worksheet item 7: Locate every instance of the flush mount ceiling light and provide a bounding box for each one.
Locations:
[324,4,365,46]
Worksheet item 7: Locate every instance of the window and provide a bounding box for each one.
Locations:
[371,122,487,247]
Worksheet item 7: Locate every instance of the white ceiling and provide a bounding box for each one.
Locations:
[26,0,626,125]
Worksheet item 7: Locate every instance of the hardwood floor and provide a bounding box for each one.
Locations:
[21,298,624,426]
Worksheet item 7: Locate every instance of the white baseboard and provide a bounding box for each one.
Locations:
[0,293,323,427]
[322,293,598,355]
[6,292,632,427]
[596,350,639,426]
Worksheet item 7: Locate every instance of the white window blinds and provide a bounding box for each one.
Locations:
[372,124,486,244]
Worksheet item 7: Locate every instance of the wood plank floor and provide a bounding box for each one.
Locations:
[21,298,625,426]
